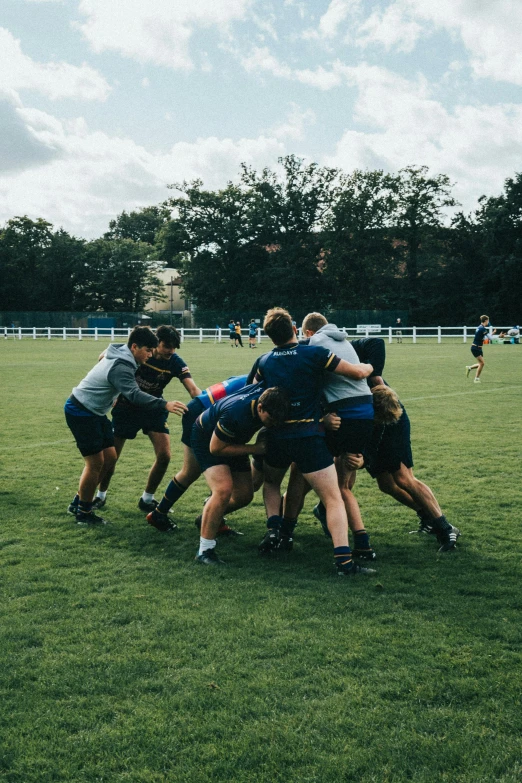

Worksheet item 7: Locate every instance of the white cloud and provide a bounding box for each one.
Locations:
[356,2,423,52]
[270,103,316,139]
[141,77,150,88]
[76,0,252,70]
[0,106,285,237]
[303,0,360,41]
[0,27,110,101]
[323,64,522,213]
[0,90,62,172]
[240,46,346,90]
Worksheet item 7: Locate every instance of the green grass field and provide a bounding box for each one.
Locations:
[1,339,521,783]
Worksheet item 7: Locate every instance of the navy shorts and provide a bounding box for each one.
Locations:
[325,418,374,458]
[470,345,483,358]
[191,423,251,473]
[264,434,333,475]
[111,403,169,439]
[366,408,413,478]
[182,398,205,447]
[65,411,114,457]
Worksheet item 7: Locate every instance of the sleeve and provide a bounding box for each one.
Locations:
[214,413,240,443]
[317,347,341,373]
[171,354,192,380]
[108,362,166,411]
[350,338,385,376]
[247,356,262,385]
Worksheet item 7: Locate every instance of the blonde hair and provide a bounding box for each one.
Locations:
[480,315,489,323]
[371,384,403,425]
[302,312,328,334]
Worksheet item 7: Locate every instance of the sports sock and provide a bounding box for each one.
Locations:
[71,493,79,507]
[334,546,353,571]
[281,517,297,536]
[157,478,187,513]
[198,537,216,556]
[432,515,451,532]
[142,491,154,503]
[96,490,107,501]
[267,514,283,530]
[353,529,370,549]
[78,499,93,514]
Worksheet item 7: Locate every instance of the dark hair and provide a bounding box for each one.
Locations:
[263,307,294,345]
[258,387,291,426]
[155,324,181,349]
[127,326,158,350]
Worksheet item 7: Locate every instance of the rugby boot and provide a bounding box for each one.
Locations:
[147,509,177,533]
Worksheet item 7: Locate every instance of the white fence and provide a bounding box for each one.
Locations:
[2,326,518,343]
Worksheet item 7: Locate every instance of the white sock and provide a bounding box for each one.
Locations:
[199,537,216,555]
[142,491,154,503]
[96,490,107,501]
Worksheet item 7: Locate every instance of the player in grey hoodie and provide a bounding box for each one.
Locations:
[64,326,187,524]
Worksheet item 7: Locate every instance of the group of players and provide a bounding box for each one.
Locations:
[64,309,460,577]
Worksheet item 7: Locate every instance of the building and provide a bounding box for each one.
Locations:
[145,268,193,326]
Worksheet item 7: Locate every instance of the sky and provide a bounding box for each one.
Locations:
[1,0,522,238]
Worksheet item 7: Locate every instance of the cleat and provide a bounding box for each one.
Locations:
[277,533,294,552]
[195,549,224,566]
[67,497,79,515]
[258,528,281,554]
[313,503,331,538]
[147,510,177,533]
[76,511,107,525]
[465,366,471,378]
[217,523,243,537]
[473,377,481,383]
[352,546,376,561]
[436,525,461,552]
[92,496,106,510]
[138,498,158,512]
[337,561,377,576]
[409,515,436,535]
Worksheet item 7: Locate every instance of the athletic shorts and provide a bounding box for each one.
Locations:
[229,333,236,341]
[190,423,251,474]
[325,418,374,458]
[252,455,264,473]
[264,434,333,475]
[181,398,205,447]
[111,404,169,439]
[470,345,483,358]
[365,409,413,478]
[65,410,114,457]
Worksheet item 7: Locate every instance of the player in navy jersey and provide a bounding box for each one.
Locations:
[147,375,249,533]
[94,325,201,512]
[466,315,490,383]
[248,319,258,348]
[250,307,376,577]
[190,385,290,565]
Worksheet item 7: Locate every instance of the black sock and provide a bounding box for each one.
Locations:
[267,515,282,531]
[281,517,297,536]
[353,529,370,549]
[157,478,187,514]
[334,546,353,570]
[78,499,93,514]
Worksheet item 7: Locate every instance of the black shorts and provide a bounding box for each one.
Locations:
[264,434,333,475]
[325,418,374,458]
[229,333,236,341]
[181,398,205,447]
[190,423,251,474]
[365,409,413,478]
[470,345,483,358]
[111,404,169,439]
[65,411,114,457]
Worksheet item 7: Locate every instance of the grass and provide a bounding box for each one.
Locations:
[0,338,521,783]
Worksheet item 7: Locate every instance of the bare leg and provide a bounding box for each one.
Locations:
[145,432,171,494]
[201,465,233,540]
[475,355,485,378]
[263,464,288,519]
[390,463,442,519]
[335,455,364,533]
[174,445,202,489]
[284,463,310,519]
[225,471,254,514]
[376,472,420,511]
[79,447,117,502]
[98,436,126,492]
[303,465,349,548]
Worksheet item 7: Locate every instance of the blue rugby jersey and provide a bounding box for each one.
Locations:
[251,342,341,439]
[473,324,489,346]
[197,383,265,444]
[198,375,248,410]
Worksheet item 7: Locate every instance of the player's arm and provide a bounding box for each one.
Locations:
[108,362,188,414]
[246,356,262,385]
[181,377,202,398]
[333,358,373,379]
[209,431,265,457]
[351,337,386,378]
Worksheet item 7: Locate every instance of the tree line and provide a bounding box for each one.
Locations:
[1,156,521,325]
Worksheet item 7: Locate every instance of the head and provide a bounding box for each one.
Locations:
[302,312,328,338]
[371,384,403,425]
[127,326,158,365]
[480,315,489,325]
[256,387,291,428]
[154,324,181,359]
[263,308,295,346]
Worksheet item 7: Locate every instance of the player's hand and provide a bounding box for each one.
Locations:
[346,453,364,470]
[165,400,189,415]
[323,413,341,431]
[252,441,266,456]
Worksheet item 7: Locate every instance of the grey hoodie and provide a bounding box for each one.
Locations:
[309,323,373,409]
[71,343,167,417]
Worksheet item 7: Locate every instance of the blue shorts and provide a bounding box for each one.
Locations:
[182,398,205,447]
[190,423,251,474]
[471,345,483,358]
[65,409,114,457]
[366,409,413,478]
[111,403,169,439]
[264,434,333,475]
[325,418,374,458]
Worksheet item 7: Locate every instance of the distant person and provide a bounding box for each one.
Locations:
[228,320,236,347]
[507,326,520,344]
[248,319,258,348]
[466,315,491,383]
[395,318,403,343]
[234,321,244,347]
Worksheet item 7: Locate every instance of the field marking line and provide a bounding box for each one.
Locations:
[402,384,522,402]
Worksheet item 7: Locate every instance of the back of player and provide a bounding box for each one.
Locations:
[466,315,490,383]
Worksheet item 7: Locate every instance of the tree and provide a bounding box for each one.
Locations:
[0,216,54,310]
[105,205,171,245]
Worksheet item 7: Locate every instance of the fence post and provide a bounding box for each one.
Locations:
[437,326,441,344]
[79,328,82,341]
[218,328,222,343]
[33,327,36,339]
[388,326,392,344]
[63,327,66,340]
[18,327,22,339]
[463,326,467,343]
[365,326,370,338]
[47,327,51,340]
[199,328,203,343]
[413,326,417,344]
[111,327,114,341]
[180,329,184,343]
[95,327,98,341]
